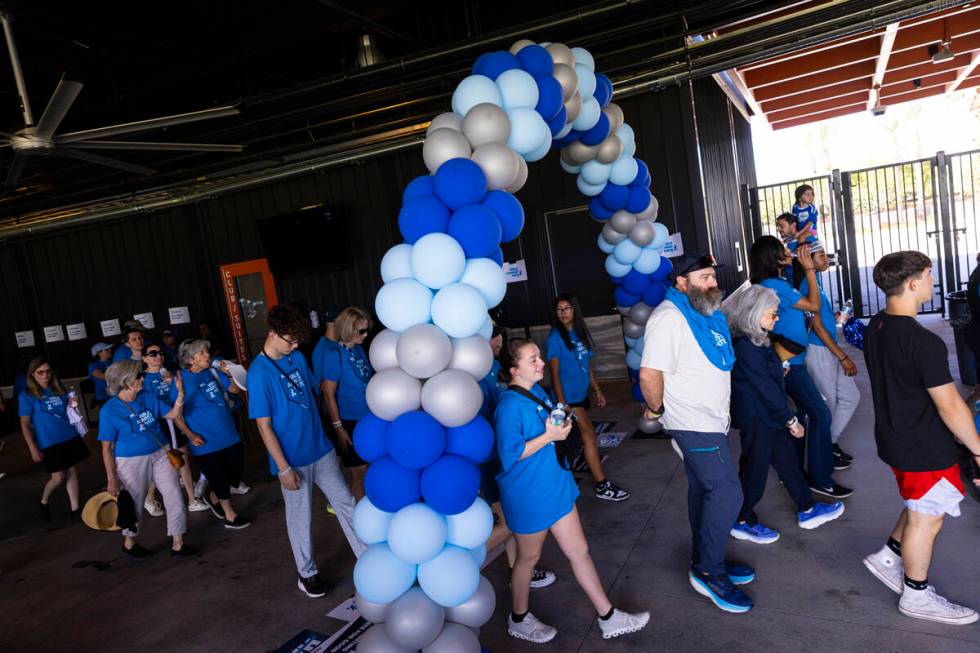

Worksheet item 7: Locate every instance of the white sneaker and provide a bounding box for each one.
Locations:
[862,547,903,594]
[529,568,556,589]
[193,475,208,498]
[144,498,164,517]
[899,586,979,625]
[598,608,650,640]
[187,498,209,512]
[508,612,557,644]
[230,482,252,495]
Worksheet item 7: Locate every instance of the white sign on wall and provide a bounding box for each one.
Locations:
[100,319,121,337]
[662,232,684,258]
[43,325,65,343]
[15,330,35,348]
[134,312,155,329]
[66,323,88,341]
[168,306,191,325]
[503,259,528,283]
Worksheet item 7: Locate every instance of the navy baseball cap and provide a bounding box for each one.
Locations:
[671,252,723,278]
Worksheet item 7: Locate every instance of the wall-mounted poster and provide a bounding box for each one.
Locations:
[66,323,88,341]
[133,312,155,329]
[503,259,528,283]
[662,233,684,258]
[15,330,35,348]
[43,325,65,343]
[100,319,121,337]
[168,306,191,325]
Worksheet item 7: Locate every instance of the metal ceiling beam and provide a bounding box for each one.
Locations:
[761,77,871,112]
[867,22,899,110]
[744,38,880,88]
[772,104,865,129]
[770,90,868,123]
[947,51,980,92]
[752,60,875,102]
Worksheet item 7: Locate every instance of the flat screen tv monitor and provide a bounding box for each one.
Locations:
[257,204,353,275]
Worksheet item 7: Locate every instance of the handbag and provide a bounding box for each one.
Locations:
[121,399,185,470]
[506,385,573,470]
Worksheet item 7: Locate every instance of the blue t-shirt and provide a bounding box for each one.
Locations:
[98,390,168,458]
[494,384,579,534]
[88,361,110,401]
[759,277,809,365]
[247,351,333,475]
[13,373,27,399]
[112,344,137,363]
[19,389,78,449]
[545,327,592,404]
[144,370,178,406]
[791,203,819,236]
[180,369,240,455]
[319,343,373,421]
[799,279,838,346]
[311,336,339,382]
[478,360,505,423]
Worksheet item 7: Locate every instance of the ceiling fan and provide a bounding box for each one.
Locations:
[0,11,245,186]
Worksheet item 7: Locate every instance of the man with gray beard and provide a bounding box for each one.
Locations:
[639,253,755,614]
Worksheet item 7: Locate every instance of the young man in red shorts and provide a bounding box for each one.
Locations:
[862,251,980,625]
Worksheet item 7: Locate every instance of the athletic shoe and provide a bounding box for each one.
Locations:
[122,543,154,560]
[530,568,556,589]
[899,586,979,625]
[297,574,329,598]
[193,475,208,498]
[809,482,853,499]
[230,482,252,495]
[224,516,252,530]
[144,498,164,517]
[186,498,209,512]
[598,609,650,639]
[507,612,557,643]
[689,569,753,613]
[171,545,201,560]
[201,494,226,520]
[863,547,903,594]
[833,444,853,463]
[726,562,756,585]
[595,480,630,502]
[730,521,780,544]
[39,502,51,522]
[833,451,852,470]
[797,501,845,529]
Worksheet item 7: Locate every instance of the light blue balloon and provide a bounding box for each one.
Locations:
[354,543,419,604]
[376,279,433,332]
[633,248,662,274]
[616,123,635,147]
[571,47,595,71]
[477,317,493,340]
[650,223,669,249]
[418,545,481,608]
[559,157,581,174]
[634,335,645,352]
[576,175,606,197]
[580,159,612,185]
[411,233,466,290]
[496,69,539,110]
[381,244,415,283]
[626,348,642,370]
[452,75,502,117]
[524,135,551,162]
[572,97,601,131]
[388,503,448,564]
[353,496,395,545]
[460,258,506,308]
[622,138,636,158]
[554,121,573,139]
[623,335,638,348]
[431,283,488,338]
[610,157,639,186]
[613,238,642,265]
[445,497,493,549]
[468,544,487,567]
[605,254,632,277]
[506,107,549,156]
[575,63,597,98]
[597,234,614,254]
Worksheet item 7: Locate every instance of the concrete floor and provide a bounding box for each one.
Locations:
[2,315,979,652]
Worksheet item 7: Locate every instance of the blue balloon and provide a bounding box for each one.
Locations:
[445,497,493,549]
[630,159,650,188]
[524,135,551,163]
[632,248,662,275]
[352,496,394,545]
[534,75,564,121]
[468,544,487,567]
[572,96,601,131]
[448,204,502,259]
[652,256,673,282]
[488,248,504,265]
[354,413,390,463]
[626,348,642,370]
[388,502,448,564]
[613,238,642,265]
[380,243,414,283]
[399,196,450,244]
[614,287,640,307]
[580,159,611,185]
[375,279,433,332]
[434,158,487,210]
[354,543,418,604]
[576,175,606,197]
[610,157,639,186]
[482,190,524,243]
[628,367,639,382]
[553,129,582,148]
[571,47,595,71]
[642,282,668,307]
[605,254,632,278]
[580,112,610,146]
[506,107,550,157]
[411,232,466,289]
[445,416,494,464]
[559,154,580,175]
[589,196,614,220]
[387,411,447,470]
[475,51,521,80]
[627,186,653,213]
[421,454,480,515]
[497,69,539,110]
[517,45,553,77]
[597,233,614,254]
[546,105,568,136]
[471,52,491,76]
[575,64,597,98]
[624,336,637,348]
[623,269,652,296]
[594,73,613,108]
[610,273,625,286]
[403,175,434,202]
[418,545,480,608]
[616,123,635,147]
[598,183,629,211]
[365,456,422,513]
[431,284,488,339]
[631,380,645,402]
[452,75,503,116]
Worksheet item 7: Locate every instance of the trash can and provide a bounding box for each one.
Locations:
[947,290,977,387]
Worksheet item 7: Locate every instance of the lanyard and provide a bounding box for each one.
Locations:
[262,350,310,410]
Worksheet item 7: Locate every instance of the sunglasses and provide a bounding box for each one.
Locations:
[357,328,369,335]
[144,351,162,357]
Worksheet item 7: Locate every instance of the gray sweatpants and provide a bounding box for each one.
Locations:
[282,449,366,578]
[115,449,186,538]
[806,344,861,443]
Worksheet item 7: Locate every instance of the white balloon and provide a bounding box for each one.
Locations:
[449,336,494,379]
[461,103,511,148]
[471,142,520,190]
[366,368,423,421]
[369,329,401,372]
[423,128,472,174]
[459,258,507,308]
[427,112,462,135]
[421,369,483,427]
[559,157,581,174]
[396,324,453,379]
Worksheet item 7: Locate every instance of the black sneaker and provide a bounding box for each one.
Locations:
[595,480,630,502]
[833,444,853,463]
[224,515,252,530]
[122,543,154,560]
[297,574,329,598]
[809,482,853,499]
[202,494,226,520]
[833,451,852,471]
[39,502,51,522]
[530,568,556,589]
[171,545,201,560]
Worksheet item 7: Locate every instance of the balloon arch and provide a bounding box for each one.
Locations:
[350,39,670,652]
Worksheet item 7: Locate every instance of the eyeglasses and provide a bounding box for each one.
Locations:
[556,306,574,313]
[35,369,52,376]
[357,328,369,335]
[277,332,299,345]
[144,351,162,357]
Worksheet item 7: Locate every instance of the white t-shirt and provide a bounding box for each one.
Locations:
[640,301,731,434]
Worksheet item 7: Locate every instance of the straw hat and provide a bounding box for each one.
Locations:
[81,491,121,531]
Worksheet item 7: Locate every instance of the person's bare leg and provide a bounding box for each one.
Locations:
[901,510,944,581]
[511,531,547,615]
[890,509,909,544]
[350,465,367,501]
[178,447,196,502]
[550,507,612,615]
[573,407,606,484]
[41,471,65,504]
[65,466,80,510]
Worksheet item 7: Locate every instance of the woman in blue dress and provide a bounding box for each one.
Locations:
[496,338,649,644]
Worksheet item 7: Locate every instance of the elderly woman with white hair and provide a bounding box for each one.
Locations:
[98,360,198,559]
[724,285,845,545]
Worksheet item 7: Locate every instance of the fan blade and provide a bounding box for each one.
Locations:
[4,153,27,186]
[56,104,240,143]
[35,77,83,140]
[63,140,243,152]
[58,148,155,176]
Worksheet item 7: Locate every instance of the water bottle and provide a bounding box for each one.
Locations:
[309,310,320,330]
[549,404,567,426]
[837,299,853,326]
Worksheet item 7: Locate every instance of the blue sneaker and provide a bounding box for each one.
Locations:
[726,562,755,585]
[798,501,845,530]
[689,569,753,613]
[730,521,780,544]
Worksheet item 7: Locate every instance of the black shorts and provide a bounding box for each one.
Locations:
[478,459,501,505]
[330,419,367,468]
[159,418,188,449]
[193,442,244,501]
[40,437,90,473]
[566,396,592,411]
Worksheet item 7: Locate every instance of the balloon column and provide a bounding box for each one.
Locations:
[353,40,665,652]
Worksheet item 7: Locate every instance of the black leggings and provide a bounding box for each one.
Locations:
[194,442,244,501]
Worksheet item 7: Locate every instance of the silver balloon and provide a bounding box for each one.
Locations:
[563,91,583,123]
[444,576,496,628]
[356,591,392,624]
[366,368,422,421]
[357,624,413,653]
[563,140,599,165]
[638,415,663,434]
[462,103,510,148]
[506,155,528,193]
[638,194,659,221]
[596,134,623,164]
[509,39,536,55]
[384,587,446,650]
[421,369,482,427]
[421,623,480,653]
[617,305,632,317]
[629,302,653,326]
[423,128,472,174]
[601,223,628,245]
[546,42,575,67]
[471,143,520,191]
[427,112,462,136]
[369,329,401,372]
[629,219,656,247]
[449,336,494,380]
[610,210,637,234]
[604,103,625,131]
[396,324,453,379]
[553,63,579,101]
[623,320,645,339]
